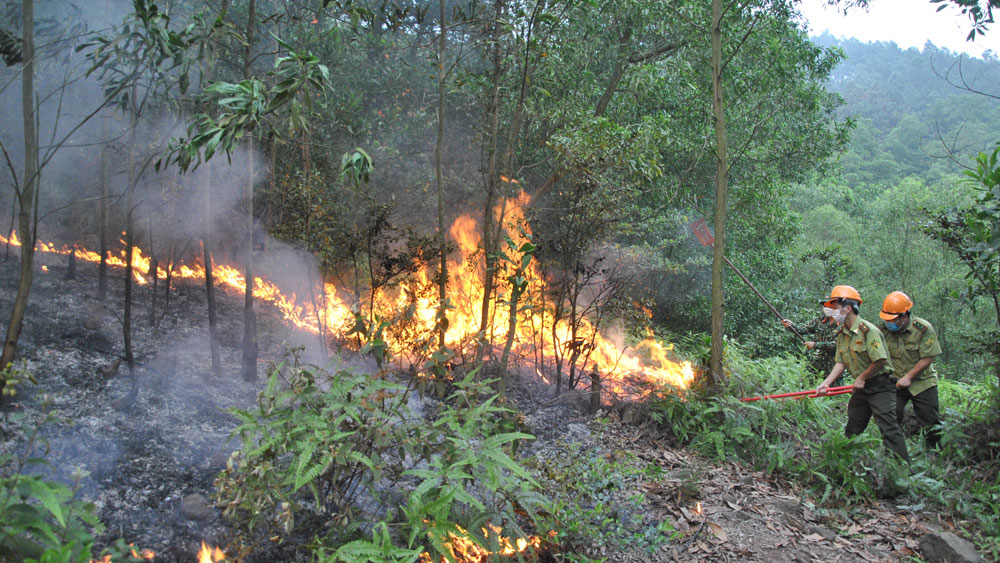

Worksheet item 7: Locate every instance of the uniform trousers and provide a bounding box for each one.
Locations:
[896,385,941,450]
[845,382,910,464]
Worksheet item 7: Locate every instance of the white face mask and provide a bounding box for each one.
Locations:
[824,306,848,323]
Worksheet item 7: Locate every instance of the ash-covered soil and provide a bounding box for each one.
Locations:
[0,251,974,562]
[0,253,590,562]
[0,254,275,560]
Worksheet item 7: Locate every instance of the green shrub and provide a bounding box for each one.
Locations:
[216,352,548,561]
[0,407,144,563]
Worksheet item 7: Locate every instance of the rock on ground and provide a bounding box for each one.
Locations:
[920,531,983,563]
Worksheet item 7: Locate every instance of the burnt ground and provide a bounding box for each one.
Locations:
[0,251,980,562]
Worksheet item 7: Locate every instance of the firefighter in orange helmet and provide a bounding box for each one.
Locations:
[880,291,942,451]
[816,286,910,464]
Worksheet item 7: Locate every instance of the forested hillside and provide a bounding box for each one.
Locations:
[815,34,1000,184]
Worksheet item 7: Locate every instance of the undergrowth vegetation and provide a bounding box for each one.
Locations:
[215,352,550,562]
[525,439,678,560]
[0,399,148,563]
[650,342,1000,558]
[214,350,685,562]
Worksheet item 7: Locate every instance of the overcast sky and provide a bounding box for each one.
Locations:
[797,0,1000,59]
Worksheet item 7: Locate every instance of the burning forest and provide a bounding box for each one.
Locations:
[0,214,689,561]
[5,0,997,561]
[0,184,696,400]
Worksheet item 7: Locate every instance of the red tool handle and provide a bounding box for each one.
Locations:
[740,385,852,402]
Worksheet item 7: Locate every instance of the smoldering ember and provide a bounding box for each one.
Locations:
[2,1,1000,562]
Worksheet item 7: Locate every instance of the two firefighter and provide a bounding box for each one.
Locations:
[785,286,941,463]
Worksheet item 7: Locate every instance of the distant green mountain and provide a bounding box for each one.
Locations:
[811,33,1000,185]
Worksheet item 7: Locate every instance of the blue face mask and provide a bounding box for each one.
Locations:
[885,321,903,332]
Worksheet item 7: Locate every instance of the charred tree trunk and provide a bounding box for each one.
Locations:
[301,136,328,357]
[149,258,158,327]
[567,283,581,390]
[147,181,157,327]
[551,301,565,396]
[203,171,221,378]
[4,196,15,261]
[239,0,258,382]
[162,240,174,322]
[435,0,448,350]
[267,133,277,231]
[98,117,109,300]
[117,122,139,409]
[240,140,258,382]
[589,371,601,414]
[475,0,507,366]
[201,1,225,380]
[1,0,37,395]
[497,274,524,397]
[709,0,729,386]
[199,136,222,379]
[66,245,76,280]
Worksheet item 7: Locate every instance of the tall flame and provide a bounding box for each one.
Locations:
[1,193,694,397]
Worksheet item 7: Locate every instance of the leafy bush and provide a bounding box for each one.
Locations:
[216,351,548,561]
[0,407,145,563]
[906,379,1000,551]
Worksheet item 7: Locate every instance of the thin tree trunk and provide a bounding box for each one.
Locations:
[476,0,511,366]
[66,245,76,280]
[568,292,579,390]
[1,0,37,394]
[709,0,729,385]
[552,306,563,396]
[993,287,1000,387]
[203,166,221,377]
[241,137,258,382]
[147,174,157,327]
[435,0,448,350]
[498,274,526,394]
[119,120,139,408]
[4,195,15,261]
[162,240,174,322]
[240,0,258,382]
[99,117,109,299]
[201,0,226,379]
[302,137,328,357]
[149,255,158,326]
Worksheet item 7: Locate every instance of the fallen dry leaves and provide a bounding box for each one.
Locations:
[599,421,956,562]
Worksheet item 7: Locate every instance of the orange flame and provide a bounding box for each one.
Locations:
[419,524,546,563]
[197,542,225,562]
[89,544,154,561]
[1,201,695,398]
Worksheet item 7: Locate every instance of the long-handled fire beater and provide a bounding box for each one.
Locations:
[689,218,806,344]
[740,385,853,402]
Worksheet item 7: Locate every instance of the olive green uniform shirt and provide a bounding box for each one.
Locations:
[835,316,894,382]
[794,316,838,353]
[882,315,941,397]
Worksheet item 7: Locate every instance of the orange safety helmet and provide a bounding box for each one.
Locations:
[821,285,862,306]
[879,291,913,321]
